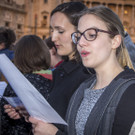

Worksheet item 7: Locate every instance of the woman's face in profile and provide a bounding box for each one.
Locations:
[50,12,76,58]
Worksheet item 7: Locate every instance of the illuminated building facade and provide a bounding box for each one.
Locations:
[0,0,26,39]
[0,0,134,42]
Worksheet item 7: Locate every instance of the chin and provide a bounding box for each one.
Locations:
[82,61,93,68]
[82,61,90,67]
[57,50,64,56]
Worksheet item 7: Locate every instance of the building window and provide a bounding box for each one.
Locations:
[5,22,10,27]
[44,0,48,3]
[17,24,22,30]
[41,15,47,27]
[92,2,100,7]
[123,21,129,32]
[5,0,13,4]
[42,35,46,39]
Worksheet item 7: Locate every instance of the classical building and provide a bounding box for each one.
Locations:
[0,0,26,39]
[0,0,62,40]
[0,0,135,43]
[24,0,63,39]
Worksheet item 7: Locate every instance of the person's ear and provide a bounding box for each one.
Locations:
[51,47,57,55]
[111,35,121,49]
[0,43,5,50]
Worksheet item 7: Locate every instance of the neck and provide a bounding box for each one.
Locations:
[51,56,62,68]
[94,63,123,90]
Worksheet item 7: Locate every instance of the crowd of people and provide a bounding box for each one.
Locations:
[0,2,135,135]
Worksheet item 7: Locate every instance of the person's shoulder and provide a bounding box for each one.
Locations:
[116,67,135,79]
[124,32,135,47]
[77,74,96,89]
[0,49,14,60]
[54,60,81,73]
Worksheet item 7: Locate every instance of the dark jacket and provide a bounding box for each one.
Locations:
[0,48,14,60]
[1,73,52,135]
[48,60,92,120]
[57,68,135,135]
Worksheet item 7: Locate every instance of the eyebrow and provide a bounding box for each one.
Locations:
[50,26,64,30]
[77,26,105,33]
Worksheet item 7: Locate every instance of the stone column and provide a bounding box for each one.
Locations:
[131,5,135,34]
[89,2,92,8]
[116,4,118,14]
[121,4,124,23]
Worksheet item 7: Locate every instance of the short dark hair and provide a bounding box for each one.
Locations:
[0,27,16,49]
[51,2,87,28]
[14,35,50,73]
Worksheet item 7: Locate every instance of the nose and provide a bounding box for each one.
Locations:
[78,35,87,47]
[51,31,58,42]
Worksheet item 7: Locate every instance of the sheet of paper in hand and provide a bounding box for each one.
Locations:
[0,81,7,97]
[3,96,23,107]
[0,54,67,125]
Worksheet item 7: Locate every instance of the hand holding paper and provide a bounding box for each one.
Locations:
[4,104,21,120]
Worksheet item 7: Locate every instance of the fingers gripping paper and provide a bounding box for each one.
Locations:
[0,54,67,125]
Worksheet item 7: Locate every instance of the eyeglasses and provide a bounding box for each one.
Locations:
[71,28,115,45]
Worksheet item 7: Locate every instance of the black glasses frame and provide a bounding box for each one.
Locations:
[71,28,115,45]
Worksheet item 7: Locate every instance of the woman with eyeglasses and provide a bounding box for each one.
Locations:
[29,5,135,135]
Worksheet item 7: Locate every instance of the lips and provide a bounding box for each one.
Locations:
[80,50,90,57]
[55,44,61,49]
[55,45,59,48]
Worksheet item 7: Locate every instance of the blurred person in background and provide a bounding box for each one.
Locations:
[124,32,135,69]
[1,35,52,135]
[0,27,16,60]
[0,27,16,81]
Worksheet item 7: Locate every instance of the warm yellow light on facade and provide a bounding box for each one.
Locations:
[124,28,128,32]
[124,10,128,14]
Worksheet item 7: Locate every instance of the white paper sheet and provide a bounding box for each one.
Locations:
[3,96,23,107]
[0,81,7,97]
[0,54,67,125]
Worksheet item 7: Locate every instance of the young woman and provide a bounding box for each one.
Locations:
[0,27,16,81]
[1,35,52,135]
[0,27,16,60]
[29,5,135,135]
[47,1,91,120]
